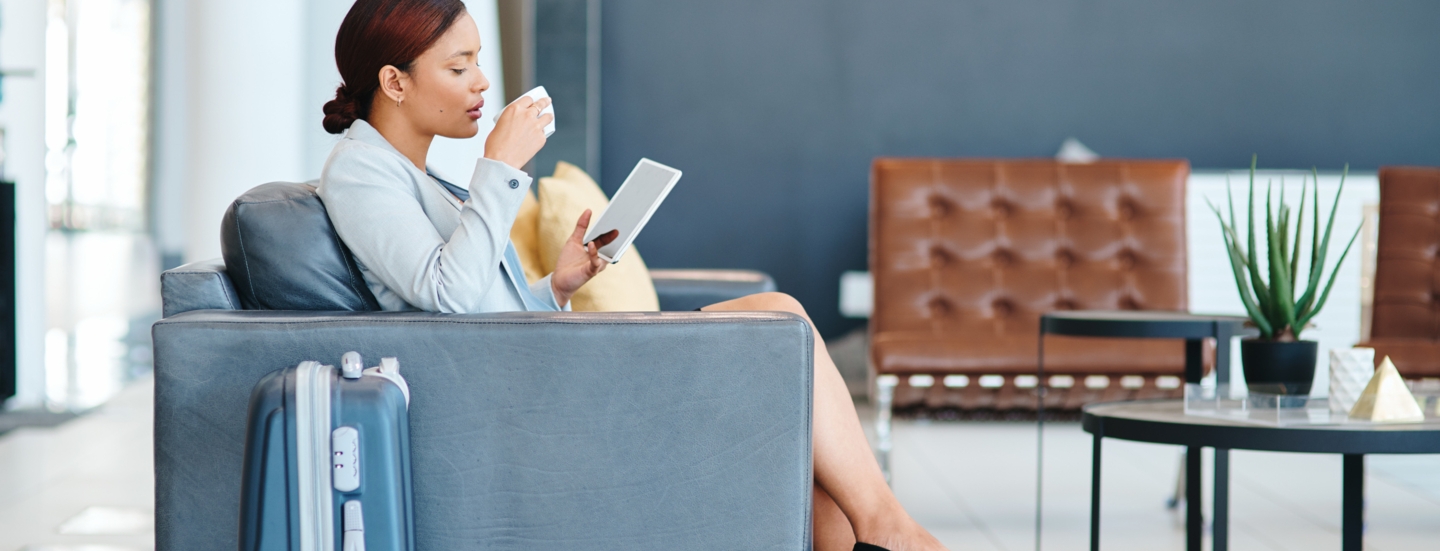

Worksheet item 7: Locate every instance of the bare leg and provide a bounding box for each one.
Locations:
[815,485,856,551]
[703,292,946,551]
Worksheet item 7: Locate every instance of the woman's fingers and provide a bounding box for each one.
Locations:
[593,229,619,247]
[569,209,593,243]
[509,96,534,117]
[534,97,552,111]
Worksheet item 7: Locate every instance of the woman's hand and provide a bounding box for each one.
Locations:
[550,209,619,307]
[484,96,553,170]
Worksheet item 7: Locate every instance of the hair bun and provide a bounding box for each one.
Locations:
[322,85,359,134]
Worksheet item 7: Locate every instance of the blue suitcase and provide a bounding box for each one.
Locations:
[238,352,414,551]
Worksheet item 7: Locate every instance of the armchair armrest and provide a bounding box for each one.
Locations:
[160,259,241,317]
[152,310,813,551]
[650,269,777,311]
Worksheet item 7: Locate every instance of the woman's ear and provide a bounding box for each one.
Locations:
[377,65,409,105]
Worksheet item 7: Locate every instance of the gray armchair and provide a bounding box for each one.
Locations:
[151,183,813,550]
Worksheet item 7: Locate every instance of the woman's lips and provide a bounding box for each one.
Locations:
[466,100,484,120]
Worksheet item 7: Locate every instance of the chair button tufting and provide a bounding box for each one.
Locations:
[928,297,953,317]
[1055,201,1074,220]
[1118,200,1137,221]
[991,199,1012,218]
[508,179,521,189]
[992,299,1013,317]
[992,249,1014,267]
[930,246,952,267]
[1119,296,1141,310]
[1118,250,1137,270]
[928,195,952,218]
[1055,249,1075,268]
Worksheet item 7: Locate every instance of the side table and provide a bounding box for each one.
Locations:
[1083,400,1440,551]
[1036,311,1255,551]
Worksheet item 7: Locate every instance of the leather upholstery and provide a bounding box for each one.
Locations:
[152,310,813,551]
[163,260,772,315]
[649,269,777,312]
[159,259,240,318]
[1360,166,1440,377]
[220,182,380,311]
[870,158,1192,409]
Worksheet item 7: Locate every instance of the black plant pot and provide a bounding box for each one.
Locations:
[1240,339,1318,395]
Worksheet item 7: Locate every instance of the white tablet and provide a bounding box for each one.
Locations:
[582,158,683,263]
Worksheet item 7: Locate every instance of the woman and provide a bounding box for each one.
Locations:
[318,2,946,550]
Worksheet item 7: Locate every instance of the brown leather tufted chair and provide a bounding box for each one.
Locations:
[1359,166,1440,378]
[869,158,1195,426]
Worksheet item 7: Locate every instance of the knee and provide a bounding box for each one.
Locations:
[754,291,807,317]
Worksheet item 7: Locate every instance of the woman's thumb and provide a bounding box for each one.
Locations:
[570,209,592,241]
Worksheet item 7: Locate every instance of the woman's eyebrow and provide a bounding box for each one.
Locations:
[447,49,475,59]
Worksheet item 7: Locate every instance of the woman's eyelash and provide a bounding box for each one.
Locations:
[452,68,466,75]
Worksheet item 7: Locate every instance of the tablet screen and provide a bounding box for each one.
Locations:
[585,159,682,262]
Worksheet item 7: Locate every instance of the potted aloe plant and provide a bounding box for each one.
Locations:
[1207,156,1360,395]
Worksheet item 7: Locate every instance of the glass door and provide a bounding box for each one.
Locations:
[42,0,156,411]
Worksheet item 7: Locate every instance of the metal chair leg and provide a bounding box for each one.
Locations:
[1167,450,1185,509]
[876,374,898,485]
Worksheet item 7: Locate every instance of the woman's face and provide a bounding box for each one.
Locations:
[397,11,490,139]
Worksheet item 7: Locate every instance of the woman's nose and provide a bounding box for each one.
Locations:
[476,68,490,93]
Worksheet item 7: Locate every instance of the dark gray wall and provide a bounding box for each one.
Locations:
[533,0,601,178]
[600,0,1440,338]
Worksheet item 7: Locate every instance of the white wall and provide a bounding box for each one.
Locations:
[0,0,50,408]
[302,0,356,181]
[153,0,505,265]
[150,0,187,266]
[185,0,308,262]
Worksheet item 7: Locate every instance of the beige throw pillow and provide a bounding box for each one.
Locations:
[534,161,660,311]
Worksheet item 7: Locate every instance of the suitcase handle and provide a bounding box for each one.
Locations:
[343,499,365,551]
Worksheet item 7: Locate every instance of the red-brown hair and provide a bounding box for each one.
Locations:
[322,0,468,134]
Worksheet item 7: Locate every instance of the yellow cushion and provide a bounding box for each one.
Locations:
[535,161,660,311]
[509,190,547,283]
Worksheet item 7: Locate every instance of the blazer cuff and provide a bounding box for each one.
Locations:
[467,157,534,212]
[530,274,569,311]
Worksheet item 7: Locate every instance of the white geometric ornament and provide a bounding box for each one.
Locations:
[1349,356,1424,423]
[1329,347,1375,414]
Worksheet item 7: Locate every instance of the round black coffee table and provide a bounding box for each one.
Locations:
[1083,400,1440,551]
[1037,311,1255,551]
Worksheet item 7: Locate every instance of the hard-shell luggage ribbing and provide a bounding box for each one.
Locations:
[238,352,414,551]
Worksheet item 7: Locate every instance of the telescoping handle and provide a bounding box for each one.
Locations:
[342,499,365,551]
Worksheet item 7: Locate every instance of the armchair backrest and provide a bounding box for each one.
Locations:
[219,182,380,311]
[1371,166,1440,341]
[869,158,1190,338]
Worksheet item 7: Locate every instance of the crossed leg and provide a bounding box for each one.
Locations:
[702,292,947,551]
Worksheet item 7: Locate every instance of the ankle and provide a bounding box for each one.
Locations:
[849,501,912,544]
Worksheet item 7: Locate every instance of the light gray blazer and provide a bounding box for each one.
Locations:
[318,119,564,313]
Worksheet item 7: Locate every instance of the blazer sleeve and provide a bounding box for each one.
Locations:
[319,144,533,313]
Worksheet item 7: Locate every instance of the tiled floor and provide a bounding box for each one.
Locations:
[869,410,1440,550]
[0,377,154,551]
[1,378,1437,550]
